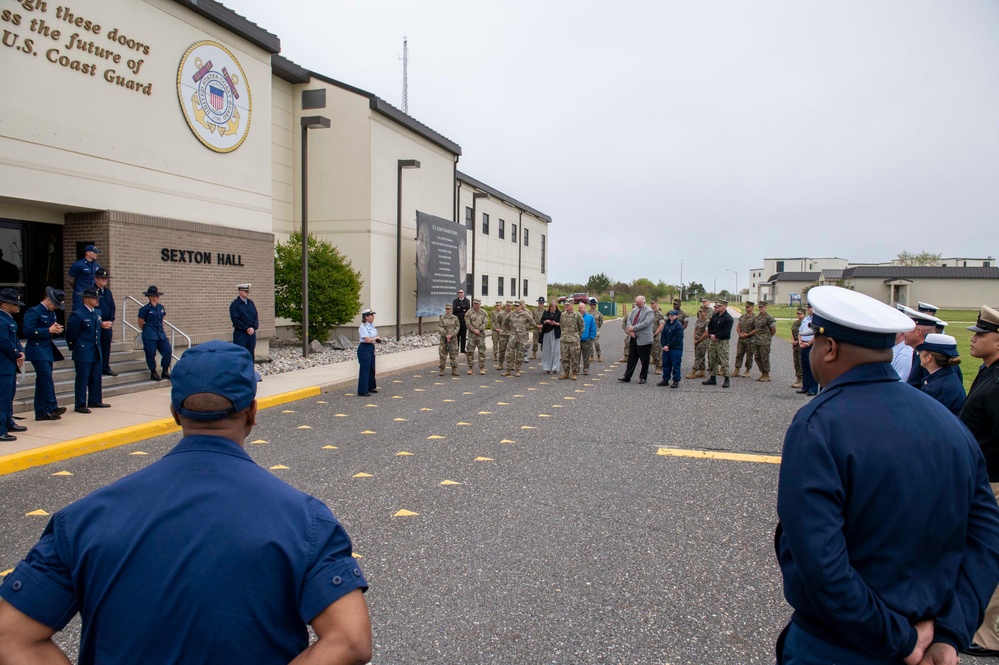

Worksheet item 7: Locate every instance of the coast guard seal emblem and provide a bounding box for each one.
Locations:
[177,41,252,153]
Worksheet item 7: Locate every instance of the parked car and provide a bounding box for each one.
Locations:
[570,292,589,303]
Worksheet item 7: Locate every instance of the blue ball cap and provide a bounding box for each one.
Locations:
[171,341,257,421]
[84,244,101,254]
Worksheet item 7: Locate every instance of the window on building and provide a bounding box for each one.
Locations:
[541,234,546,273]
[482,213,489,235]
[499,219,505,240]
[465,206,473,230]
[512,224,518,243]
[776,260,785,272]
[524,228,529,246]
[964,261,968,267]
[523,279,528,298]
[497,277,504,296]
[482,275,488,296]
[510,277,516,296]
[467,276,473,296]
[986,261,992,267]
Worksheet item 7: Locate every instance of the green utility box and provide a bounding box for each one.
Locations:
[598,301,616,317]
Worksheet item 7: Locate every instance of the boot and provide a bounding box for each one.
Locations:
[480,368,486,375]
[671,380,679,388]
[571,374,577,380]
[530,353,537,360]
[654,364,662,374]
[618,358,627,363]
[559,372,569,380]
[467,368,473,375]
[502,371,511,377]
[150,370,162,382]
[515,371,522,377]
[686,370,697,379]
[743,369,751,377]
[494,365,503,371]
[161,367,171,379]
[757,373,770,382]
[439,368,445,376]
[598,357,602,362]
[657,379,669,386]
[697,370,706,378]
[452,369,459,376]
[702,376,717,385]
[717,369,724,376]
[723,377,731,388]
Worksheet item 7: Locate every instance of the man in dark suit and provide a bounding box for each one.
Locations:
[452,288,471,354]
[23,287,68,421]
[66,286,109,414]
[0,288,26,441]
[229,284,259,359]
[95,268,117,376]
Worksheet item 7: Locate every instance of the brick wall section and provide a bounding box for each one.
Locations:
[64,211,275,348]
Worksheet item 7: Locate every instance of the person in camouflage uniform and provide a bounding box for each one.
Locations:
[438,303,460,376]
[620,309,630,363]
[686,308,710,379]
[494,301,512,370]
[531,297,546,359]
[491,304,501,361]
[790,306,805,388]
[671,298,689,330]
[649,299,666,375]
[466,299,489,375]
[588,298,604,362]
[733,301,756,377]
[751,300,777,382]
[503,301,534,376]
[559,302,584,380]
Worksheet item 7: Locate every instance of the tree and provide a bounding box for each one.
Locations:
[586,273,612,293]
[894,250,942,267]
[275,232,363,344]
[630,278,657,297]
[686,282,706,301]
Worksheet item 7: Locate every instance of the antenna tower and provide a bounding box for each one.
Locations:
[401,37,409,114]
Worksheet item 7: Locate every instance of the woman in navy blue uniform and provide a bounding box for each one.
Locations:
[0,288,26,441]
[916,333,967,416]
[356,308,380,397]
[137,286,172,382]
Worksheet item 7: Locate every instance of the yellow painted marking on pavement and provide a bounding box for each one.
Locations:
[322,445,338,449]
[353,472,374,478]
[352,553,364,558]
[129,451,150,456]
[656,447,782,465]
[251,439,268,444]
[396,451,414,456]
[316,401,328,404]
[564,396,576,400]
[282,410,295,413]
[412,375,423,378]
[51,470,73,476]
[392,395,403,399]
[513,394,524,398]
[0,568,11,577]
[394,509,419,517]
[539,381,549,385]
[335,414,348,417]
[414,388,426,392]
[538,414,551,418]
[427,435,445,440]
[26,509,49,516]
[457,422,470,426]
[365,404,378,408]
[495,379,504,382]
[361,430,377,434]
[584,384,593,387]
[521,425,536,430]
[480,385,490,388]
[451,376,461,380]
[434,382,444,386]
[297,425,313,429]
[500,439,515,444]
[270,464,290,470]
[552,404,564,408]
[440,480,461,486]
[344,393,354,396]
[475,456,494,462]
[478,411,493,415]
[497,402,509,405]
[463,391,474,395]
[528,387,537,391]
[393,380,404,383]
[394,418,408,422]
[421,408,433,411]
[443,399,455,403]
[575,390,585,393]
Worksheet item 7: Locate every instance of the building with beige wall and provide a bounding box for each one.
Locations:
[837,266,999,309]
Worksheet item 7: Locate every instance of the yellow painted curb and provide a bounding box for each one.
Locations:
[656,447,782,465]
[0,386,324,477]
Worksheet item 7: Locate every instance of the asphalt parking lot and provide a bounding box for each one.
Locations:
[3,324,984,664]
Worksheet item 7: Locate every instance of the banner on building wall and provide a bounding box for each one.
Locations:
[415,211,466,318]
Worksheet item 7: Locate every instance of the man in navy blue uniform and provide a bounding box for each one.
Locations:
[137,285,171,381]
[0,341,372,663]
[94,268,117,376]
[0,288,26,441]
[68,244,101,313]
[23,287,68,421]
[229,283,258,359]
[776,286,999,665]
[65,287,109,414]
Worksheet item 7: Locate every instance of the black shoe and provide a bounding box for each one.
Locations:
[161,368,171,379]
[102,369,118,377]
[796,389,809,394]
[702,377,717,385]
[36,412,61,421]
[963,643,999,657]
[806,391,817,397]
[8,424,27,432]
[75,406,92,414]
[0,434,16,442]
[722,377,731,388]
[369,389,379,394]
[638,379,646,384]
[617,377,630,383]
[357,393,370,397]
[88,403,111,408]
[671,381,679,388]
[150,371,162,381]
[657,380,669,386]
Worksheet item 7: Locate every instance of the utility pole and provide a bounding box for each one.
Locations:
[401,37,409,114]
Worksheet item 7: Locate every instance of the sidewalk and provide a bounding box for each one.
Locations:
[0,345,442,475]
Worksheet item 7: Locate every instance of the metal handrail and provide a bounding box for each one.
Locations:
[122,295,191,363]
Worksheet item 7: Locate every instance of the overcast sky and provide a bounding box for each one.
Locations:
[223,0,999,292]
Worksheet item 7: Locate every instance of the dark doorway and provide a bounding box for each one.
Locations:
[0,219,64,332]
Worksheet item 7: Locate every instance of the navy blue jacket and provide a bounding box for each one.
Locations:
[229,297,258,332]
[920,365,966,417]
[66,307,102,363]
[23,303,65,363]
[97,286,115,322]
[68,258,99,295]
[138,303,168,341]
[660,318,684,351]
[777,362,999,657]
[0,309,23,376]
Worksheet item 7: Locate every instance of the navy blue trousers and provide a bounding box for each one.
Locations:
[0,372,15,434]
[800,345,816,394]
[143,338,172,371]
[30,360,58,417]
[74,359,102,408]
[233,329,256,358]
[357,343,376,395]
[661,348,683,383]
[100,327,113,373]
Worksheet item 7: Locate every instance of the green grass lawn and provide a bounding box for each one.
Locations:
[774,310,981,391]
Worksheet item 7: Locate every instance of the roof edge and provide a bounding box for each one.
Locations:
[457,171,551,223]
[173,0,280,53]
[272,54,310,84]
